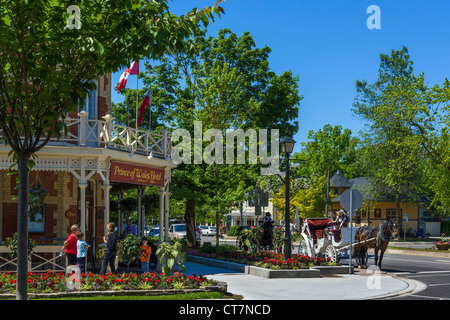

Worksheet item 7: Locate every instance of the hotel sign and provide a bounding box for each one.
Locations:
[110,161,164,186]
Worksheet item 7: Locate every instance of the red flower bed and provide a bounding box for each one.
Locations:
[189,249,335,269]
[0,270,216,294]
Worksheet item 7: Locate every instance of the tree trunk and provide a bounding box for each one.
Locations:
[16,153,30,300]
[184,199,196,248]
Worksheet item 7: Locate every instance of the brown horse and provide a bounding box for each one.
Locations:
[354,219,398,270]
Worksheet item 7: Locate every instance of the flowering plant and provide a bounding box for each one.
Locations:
[189,248,337,269]
[435,233,449,245]
[0,270,216,294]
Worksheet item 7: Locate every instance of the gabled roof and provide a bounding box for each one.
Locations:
[331,174,431,204]
[330,170,352,188]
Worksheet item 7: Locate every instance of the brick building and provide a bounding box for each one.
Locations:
[0,74,175,250]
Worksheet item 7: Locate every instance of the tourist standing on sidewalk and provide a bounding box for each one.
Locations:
[100,222,118,274]
[61,224,80,266]
[139,237,152,273]
[76,232,90,274]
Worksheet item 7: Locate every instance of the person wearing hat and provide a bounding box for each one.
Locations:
[338,210,347,229]
[334,210,347,229]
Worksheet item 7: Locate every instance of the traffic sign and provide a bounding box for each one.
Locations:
[339,188,363,215]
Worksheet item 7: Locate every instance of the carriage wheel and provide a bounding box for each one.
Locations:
[324,245,339,263]
[298,240,308,256]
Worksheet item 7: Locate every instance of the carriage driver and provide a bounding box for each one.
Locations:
[334,210,348,229]
[263,212,274,224]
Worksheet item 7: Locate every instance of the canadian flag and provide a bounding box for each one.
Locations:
[137,90,150,127]
[117,61,139,93]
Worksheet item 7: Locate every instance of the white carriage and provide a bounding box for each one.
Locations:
[298,217,358,262]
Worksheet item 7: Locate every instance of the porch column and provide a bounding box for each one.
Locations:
[164,191,170,243]
[79,183,87,235]
[158,189,165,242]
[102,184,112,235]
[137,188,142,238]
[137,185,146,238]
[117,190,124,235]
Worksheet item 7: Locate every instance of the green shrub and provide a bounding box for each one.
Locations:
[117,234,141,271]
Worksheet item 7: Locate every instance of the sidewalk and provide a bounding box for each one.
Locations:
[182,260,424,300]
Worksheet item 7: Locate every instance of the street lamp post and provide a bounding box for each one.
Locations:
[280,129,296,260]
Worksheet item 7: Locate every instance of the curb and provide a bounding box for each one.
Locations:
[186,255,353,278]
[358,274,427,300]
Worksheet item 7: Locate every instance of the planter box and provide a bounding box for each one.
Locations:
[0,284,227,300]
[435,244,450,251]
[188,255,326,278]
[245,265,320,278]
[311,266,353,275]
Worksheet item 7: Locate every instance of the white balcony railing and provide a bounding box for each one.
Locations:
[0,246,68,273]
[48,111,172,160]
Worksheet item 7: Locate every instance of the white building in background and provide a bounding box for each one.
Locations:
[225,193,281,227]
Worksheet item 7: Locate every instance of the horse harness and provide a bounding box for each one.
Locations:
[376,221,392,247]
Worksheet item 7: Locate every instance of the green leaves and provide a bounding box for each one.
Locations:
[156,242,186,275]
[294,124,359,179]
[0,0,224,162]
[351,46,450,216]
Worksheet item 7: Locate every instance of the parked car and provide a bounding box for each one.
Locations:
[148,227,164,238]
[168,224,187,240]
[202,226,216,236]
[169,224,200,240]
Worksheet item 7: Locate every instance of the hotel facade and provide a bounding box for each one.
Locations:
[0,74,175,262]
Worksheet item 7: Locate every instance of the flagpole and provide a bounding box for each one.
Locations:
[149,85,152,132]
[135,60,139,131]
[126,100,130,127]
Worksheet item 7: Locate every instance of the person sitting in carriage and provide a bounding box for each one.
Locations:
[336,210,348,229]
[332,210,347,229]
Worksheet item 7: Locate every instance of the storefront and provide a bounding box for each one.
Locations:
[0,74,175,252]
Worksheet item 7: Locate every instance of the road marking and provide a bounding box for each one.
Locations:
[394,270,450,275]
[435,260,450,263]
[428,283,450,287]
[385,257,450,265]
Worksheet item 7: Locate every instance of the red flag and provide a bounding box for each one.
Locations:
[137,90,150,127]
[129,60,139,75]
[117,61,138,92]
[117,68,130,93]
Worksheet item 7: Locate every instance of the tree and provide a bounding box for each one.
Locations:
[352,46,428,226]
[0,0,223,300]
[371,62,450,215]
[113,28,302,248]
[292,124,360,179]
[263,175,327,222]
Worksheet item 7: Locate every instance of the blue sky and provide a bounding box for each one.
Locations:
[112,0,450,153]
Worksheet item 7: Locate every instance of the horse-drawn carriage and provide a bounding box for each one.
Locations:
[298,217,358,262]
[298,217,398,269]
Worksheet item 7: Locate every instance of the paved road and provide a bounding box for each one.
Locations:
[380,253,450,300]
[201,236,450,300]
[340,251,450,300]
